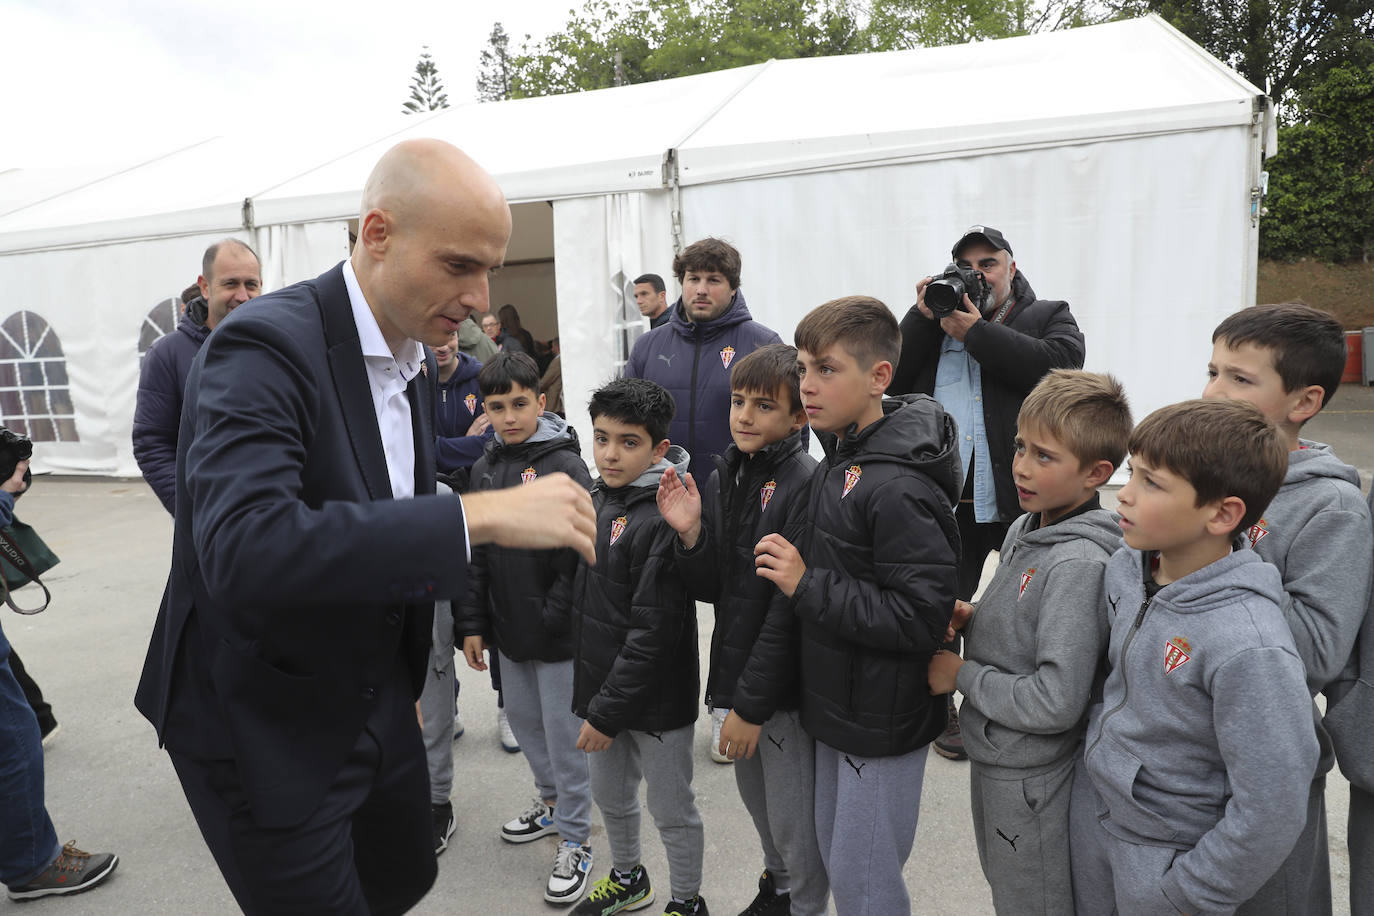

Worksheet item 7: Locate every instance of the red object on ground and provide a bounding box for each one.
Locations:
[1344,331,1363,384]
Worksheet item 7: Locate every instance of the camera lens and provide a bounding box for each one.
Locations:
[926,279,963,319]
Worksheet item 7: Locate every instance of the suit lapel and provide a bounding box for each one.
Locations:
[319,265,391,501]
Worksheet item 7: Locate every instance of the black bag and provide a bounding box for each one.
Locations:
[0,514,58,614]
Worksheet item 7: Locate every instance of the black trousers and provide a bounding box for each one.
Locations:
[169,665,435,916]
[955,499,1010,603]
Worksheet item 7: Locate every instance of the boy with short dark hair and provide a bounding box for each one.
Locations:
[657,344,828,915]
[453,350,597,906]
[1202,302,1374,914]
[928,370,1130,914]
[1073,399,1318,915]
[559,378,708,916]
[754,296,960,914]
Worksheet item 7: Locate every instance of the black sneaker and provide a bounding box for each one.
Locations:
[664,895,709,916]
[933,695,967,761]
[432,802,456,856]
[738,870,790,916]
[6,842,118,900]
[571,864,655,915]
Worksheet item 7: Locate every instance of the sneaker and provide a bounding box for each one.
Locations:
[499,708,521,753]
[6,842,119,900]
[432,801,456,856]
[452,709,465,741]
[40,720,60,749]
[664,895,709,916]
[709,709,731,765]
[571,865,654,915]
[546,840,594,905]
[933,695,967,761]
[739,870,790,916]
[501,798,558,844]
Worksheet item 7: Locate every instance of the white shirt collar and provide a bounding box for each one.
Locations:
[342,258,425,382]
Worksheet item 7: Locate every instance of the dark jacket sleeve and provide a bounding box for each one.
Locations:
[132,343,182,515]
[673,470,722,603]
[624,333,647,380]
[542,451,596,629]
[436,429,494,475]
[453,457,492,640]
[0,490,13,529]
[963,301,1085,393]
[791,474,956,655]
[586,520,691,736]
[890,307,943,396]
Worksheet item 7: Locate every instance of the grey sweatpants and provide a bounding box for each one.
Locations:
[814,739,928,916]
[733,708,828,916]
[1233,774,1331,916]
[588,723,703,900]
[969,756,1074,915]
[497,651,591,845]
[419,598,456,805]
[1351,785,1374,916]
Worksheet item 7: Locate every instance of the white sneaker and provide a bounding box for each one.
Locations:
[452,710,465,741]
[501,798,558,844]
[710,708,732,764]
[499,708,520,753]
[545,840,593,905]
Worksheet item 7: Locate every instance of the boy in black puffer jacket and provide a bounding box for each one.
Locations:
[657,344,827,916]
[755,297,960,916]
[454,352,597,908]
[555,378,707,916]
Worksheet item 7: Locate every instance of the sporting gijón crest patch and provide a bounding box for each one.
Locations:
[520,467,538,484]
[610,515,628,546]
[842,465,862,498]
[1164,637,1192,675]
[464,393,477,414]
[719,346,736,369]
[760,479,776,511]
[1018,568,1037,600]
[1246,518,1269,549]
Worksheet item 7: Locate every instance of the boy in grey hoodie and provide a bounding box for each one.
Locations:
[1074,400,1318,916]
[1202,303,1374,915]
[929,370,1131,914]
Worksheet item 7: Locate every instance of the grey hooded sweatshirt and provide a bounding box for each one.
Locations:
[1083,545,1317,916]
[1247,440,1373,695]
[957,505,1121,776]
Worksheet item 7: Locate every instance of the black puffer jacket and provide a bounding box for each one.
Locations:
[677,427,816,724]
[794,395,961,757]
[554,447,699,737]
[455,415,593,662]
[890,270,1085,521]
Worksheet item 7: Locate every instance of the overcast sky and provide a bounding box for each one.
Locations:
[1,0,578,170]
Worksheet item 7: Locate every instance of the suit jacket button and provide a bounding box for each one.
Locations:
[362,687,377,700]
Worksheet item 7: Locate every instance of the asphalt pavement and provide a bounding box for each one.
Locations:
[4,382,1371,914]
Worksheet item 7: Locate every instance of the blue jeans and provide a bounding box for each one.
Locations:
[0,621,59,887]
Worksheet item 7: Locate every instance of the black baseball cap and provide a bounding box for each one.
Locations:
[952,225,1013,260]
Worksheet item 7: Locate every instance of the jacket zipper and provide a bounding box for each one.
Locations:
[688,328,702,462]
[1085,597,1151,761]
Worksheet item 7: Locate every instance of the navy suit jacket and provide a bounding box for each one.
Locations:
[135,263,469,828]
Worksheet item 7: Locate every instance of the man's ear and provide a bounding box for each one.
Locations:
[1205,495,1247,537]
[196,274,210,299]
[653,438,671,462]
[357,208,391,259]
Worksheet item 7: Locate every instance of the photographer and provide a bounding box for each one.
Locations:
[0,448,119,900]
[890,226,1085,761]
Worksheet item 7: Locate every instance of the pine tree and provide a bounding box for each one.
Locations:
[476,23,514,102]
[402,46,450,114]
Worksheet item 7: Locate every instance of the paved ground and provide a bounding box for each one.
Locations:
[3,382,1371,914]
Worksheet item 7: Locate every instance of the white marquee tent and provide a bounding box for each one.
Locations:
[0,15,1272,477]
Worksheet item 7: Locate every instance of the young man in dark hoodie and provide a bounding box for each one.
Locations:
[1201,303,1374,916]
[754,296,960,915]
[657,344,827,916]
[455,351,597,907]
[555,378,707,916]
[432,326,493,482]
[928,370,1130,914]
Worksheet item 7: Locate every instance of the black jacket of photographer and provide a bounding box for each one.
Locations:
[890,270,1085,522]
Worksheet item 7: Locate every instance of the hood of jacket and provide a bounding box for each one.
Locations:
[487,413,579,461]
[438,351,482,391]
[819,394,962,505]
[716,425,810,481]
[183,295,209,328]
[666,288,757,341]
[630,444,691,489]
[1006,503,1123,557]
[1288,439,1363,489]
[1125,543,1285,613]
[178,297,210,345]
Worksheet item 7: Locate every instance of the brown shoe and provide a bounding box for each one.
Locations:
[933,696,967,761]
[6,841,119,900]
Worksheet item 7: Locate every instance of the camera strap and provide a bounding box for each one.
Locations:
[0,527,51,615]
[989,298,1016,325]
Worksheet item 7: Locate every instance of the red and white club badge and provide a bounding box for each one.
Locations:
[842,465,862,499]
[1247,518,1269,549]
[464,393,477,413]
[1018,567,1037,600]
[520,467,538,484]
[720,346,736,369]
[1164,637,1192,675]
[760,479,777,511]
[610,515,628,545]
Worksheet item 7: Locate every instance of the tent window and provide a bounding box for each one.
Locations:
[0,311,78,442]
[611,273,645,374]
[139,296,182,360]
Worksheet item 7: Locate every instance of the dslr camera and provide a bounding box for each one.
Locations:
[0,428,33,489]
[926,262,992,319]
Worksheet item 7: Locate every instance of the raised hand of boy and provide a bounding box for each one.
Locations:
[576,720,614,752]
[718,710,762,760]
[462,635,488,672]
[928,648,963,695]
[754,533,806,598]
[945,599,975,642]
[656,466,703,549]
